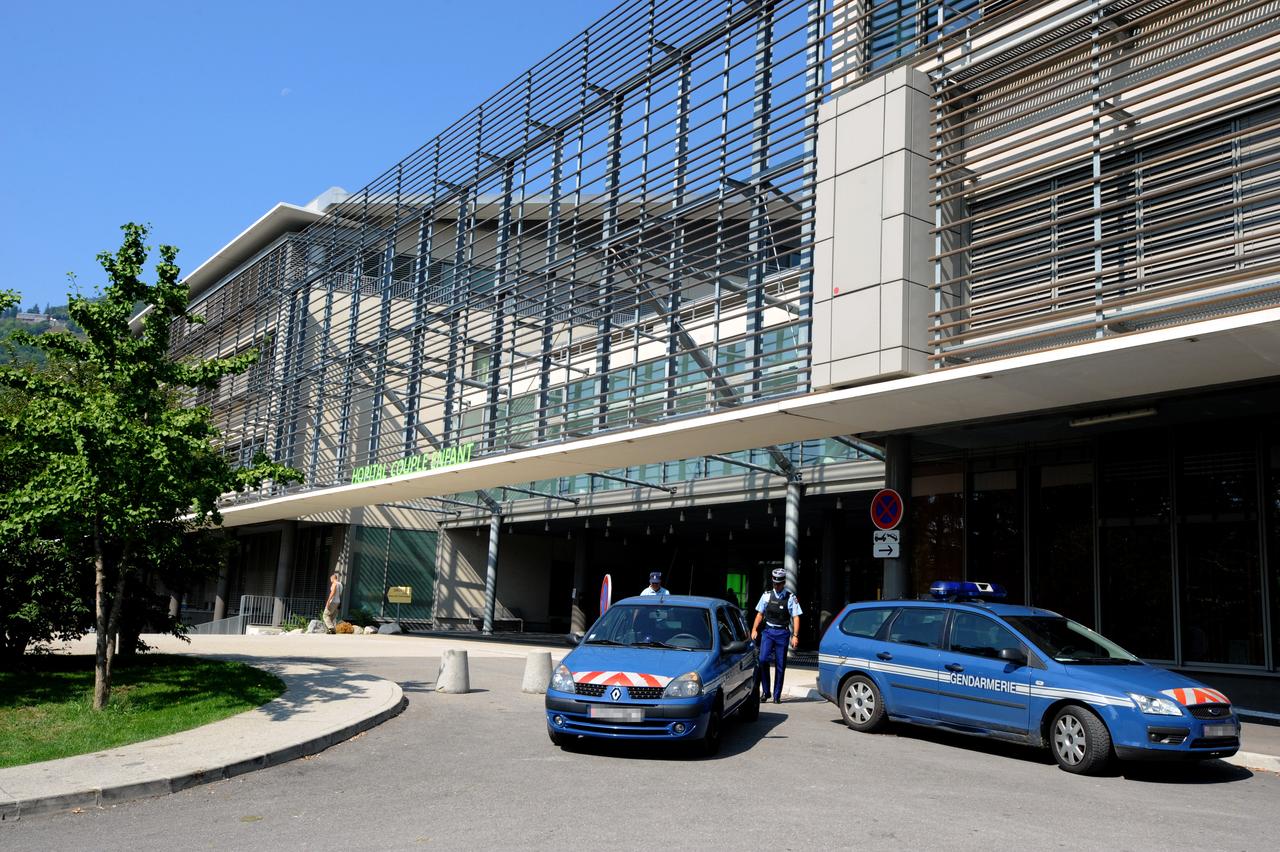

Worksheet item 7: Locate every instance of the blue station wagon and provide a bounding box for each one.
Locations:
[818,582,1241,774]
[546,595,759,755]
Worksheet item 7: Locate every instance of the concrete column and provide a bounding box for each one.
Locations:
[571,535,588,634]
[482,513,501,635]
[784,479,801,595]
[168,593,180,620]
[330,524,351,619]
[820,512,840,633]
[212,566,230,621]
[271,521,298,627]
[883,434,912,599]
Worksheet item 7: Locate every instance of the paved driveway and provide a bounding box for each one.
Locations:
[4,644,1276,850]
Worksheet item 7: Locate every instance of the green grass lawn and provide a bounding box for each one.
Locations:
[0,654,285,769]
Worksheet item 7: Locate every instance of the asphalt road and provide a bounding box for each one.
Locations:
[4,654,1277,851]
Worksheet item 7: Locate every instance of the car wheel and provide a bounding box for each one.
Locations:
[839,675,886,732]
[1050,705,1112,774]
[548,728,573,749]
[739,682,760,723]
[699,706,723,757]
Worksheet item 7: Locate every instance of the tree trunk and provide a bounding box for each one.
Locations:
[92,520,111,709]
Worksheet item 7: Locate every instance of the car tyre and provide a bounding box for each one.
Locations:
[739,681,761,723]
[699,706,723,757]
[1050,705,1112,775]
[839,675,887,732]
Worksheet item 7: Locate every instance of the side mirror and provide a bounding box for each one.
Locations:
[723,639,749,655]
[998,647,1027,666]
[566,632,584,648]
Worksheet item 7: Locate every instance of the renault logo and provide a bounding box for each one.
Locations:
[610,687,623,701]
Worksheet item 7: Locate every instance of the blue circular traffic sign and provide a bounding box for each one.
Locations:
[871,489,904,531]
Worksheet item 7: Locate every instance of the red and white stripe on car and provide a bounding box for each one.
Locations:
[1161,687,1230,706]
[573,671,674,688]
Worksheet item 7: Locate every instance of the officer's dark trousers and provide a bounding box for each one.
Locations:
[759,626,790,700]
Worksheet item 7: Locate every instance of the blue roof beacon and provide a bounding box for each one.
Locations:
[928,580,1007,601]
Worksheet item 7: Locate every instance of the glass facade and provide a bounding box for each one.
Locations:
[910,417,1280,671]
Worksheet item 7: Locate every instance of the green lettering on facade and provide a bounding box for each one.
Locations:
[349,442,478,484]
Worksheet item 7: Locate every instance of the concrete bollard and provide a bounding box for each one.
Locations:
[521,651,552,694]
[436,648,471,694]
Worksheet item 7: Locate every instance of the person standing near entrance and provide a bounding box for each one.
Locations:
[641,571,669,596]
[751,567,802,703]
[322,572,343,632]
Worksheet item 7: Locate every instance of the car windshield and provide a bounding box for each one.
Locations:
[585,605,712,651]
[1004,616,1141,665]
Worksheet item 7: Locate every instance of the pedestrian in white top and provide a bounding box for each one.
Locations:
[322,572,343,631]
[641,571,669,596]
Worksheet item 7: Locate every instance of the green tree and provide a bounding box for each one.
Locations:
[0,224,300,706]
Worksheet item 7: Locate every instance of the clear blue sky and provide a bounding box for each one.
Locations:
[0,0,607,310]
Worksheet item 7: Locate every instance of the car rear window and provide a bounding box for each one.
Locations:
[840,607,895,639]
[887,608,947,648]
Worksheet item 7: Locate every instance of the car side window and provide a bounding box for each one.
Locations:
[886,608,947,648]
[839,607,895,639]
[716,608,736,647]
[727,607,748,641]
[948,612,1022,659]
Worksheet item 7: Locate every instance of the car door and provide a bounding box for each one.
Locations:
[872,607,947,721]
[715,606,750,708]
[936,611,1032,735]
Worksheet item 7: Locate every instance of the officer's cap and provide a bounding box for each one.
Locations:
[771,568,786,582]
[649,571,663,583]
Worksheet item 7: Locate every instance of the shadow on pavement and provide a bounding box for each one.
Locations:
[198,653,392,723]
[831,719,1254,783]
[554,709,787,761]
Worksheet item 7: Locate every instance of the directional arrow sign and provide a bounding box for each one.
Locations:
[873,529,901,558]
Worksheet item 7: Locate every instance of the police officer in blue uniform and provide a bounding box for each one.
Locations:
[751,568,803,703]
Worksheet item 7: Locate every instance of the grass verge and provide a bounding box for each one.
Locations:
[0,654,285,769]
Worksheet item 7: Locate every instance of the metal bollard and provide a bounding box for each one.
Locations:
[436,648,471,694]
[521,651,552,694]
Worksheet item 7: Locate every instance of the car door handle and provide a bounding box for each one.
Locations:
[876,651,893,661]
[945,663,964,673]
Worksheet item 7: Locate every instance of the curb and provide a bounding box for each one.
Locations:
[0,675,406,821]
[1225,751,1280,774]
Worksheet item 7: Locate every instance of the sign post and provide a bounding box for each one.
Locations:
[387,585,412,624]
[870,488,904,559]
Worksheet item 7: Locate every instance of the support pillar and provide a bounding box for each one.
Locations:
[213,566,230,622]
[483,512,501,635]
[571,535,588,634]
[883,434,912,600]
[271,521,298,627]
[820,512,840,634]
[784,479,801,595]
[168,593,180,620]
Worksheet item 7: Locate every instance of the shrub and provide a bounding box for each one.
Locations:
[281,613,308,632]
[347,606,375,628]
[335,621,355,634]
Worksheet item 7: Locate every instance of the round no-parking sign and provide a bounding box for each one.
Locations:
[870,488,904,531]
[599,574,612,616]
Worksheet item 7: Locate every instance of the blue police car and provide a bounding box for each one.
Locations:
[546,595,759,755]
[818,581,1241,774]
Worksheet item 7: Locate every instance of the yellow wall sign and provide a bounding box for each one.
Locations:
[387,586,413,604]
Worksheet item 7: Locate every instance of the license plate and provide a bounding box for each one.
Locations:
[588,706,643,722]
[1204,723,1238,738]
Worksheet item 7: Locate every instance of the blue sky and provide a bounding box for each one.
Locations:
[0,1,607,310]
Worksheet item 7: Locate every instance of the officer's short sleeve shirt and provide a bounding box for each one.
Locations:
[640,586,668,596]
[755,589,803,619]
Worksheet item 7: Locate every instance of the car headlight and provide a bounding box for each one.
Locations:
[663,672,702,698]
[1128,693,1183,716]
[551,664,575,693]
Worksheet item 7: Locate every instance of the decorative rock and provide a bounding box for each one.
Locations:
[436,648,470,694]
[363,625,377,634]
[305,619,325,634]
[521,651,552,694]
[378,622,402,635]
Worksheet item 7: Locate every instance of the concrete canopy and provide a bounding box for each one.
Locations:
[216,307,1280,527]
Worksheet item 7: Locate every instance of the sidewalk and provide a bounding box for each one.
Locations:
[0,656,405,821]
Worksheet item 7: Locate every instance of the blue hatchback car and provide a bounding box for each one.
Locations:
[545,595,759,755]
[818,582,1241,774]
